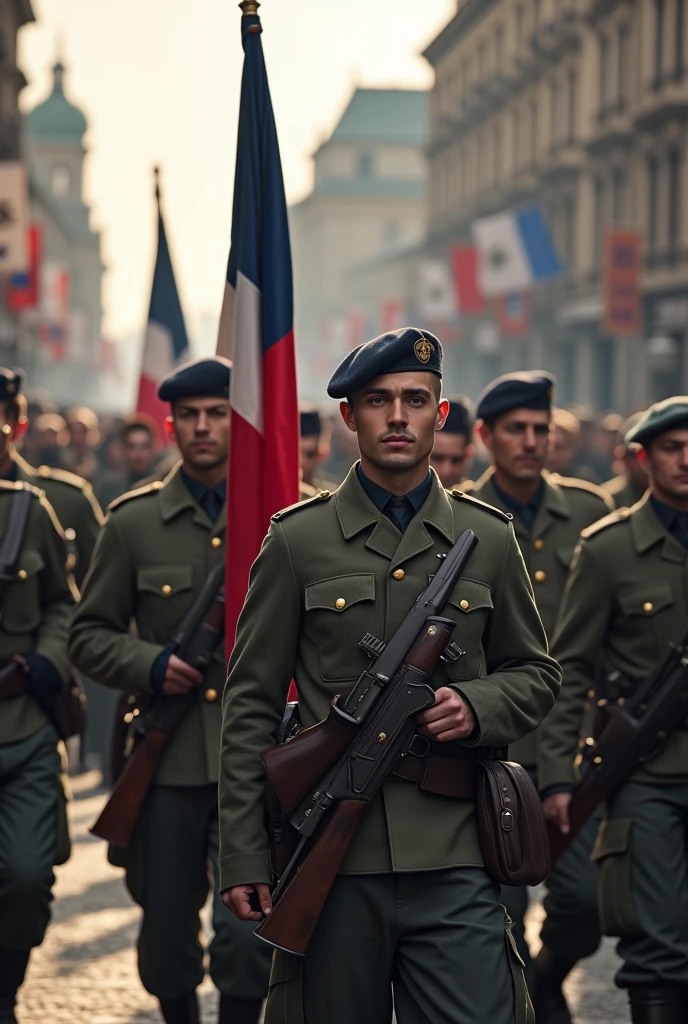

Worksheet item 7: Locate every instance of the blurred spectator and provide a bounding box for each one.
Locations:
[430,395,474,488]
[603,411,649,509]
[93,414,161,508]
[62,406,101,480]
[300,403,336,492]
[546,408,600,482]
[33,412,69,468]
[321,402,360,485]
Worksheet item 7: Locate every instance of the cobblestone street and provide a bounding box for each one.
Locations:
[18,772,628,1024]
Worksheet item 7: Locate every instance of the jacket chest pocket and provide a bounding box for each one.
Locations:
[617,581,675,655]
[304,573,377,682]
[135,564,194,637]
[441,577,493,681]
[1,550,44,635]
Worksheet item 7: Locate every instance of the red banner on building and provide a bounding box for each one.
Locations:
[603,230,641,336]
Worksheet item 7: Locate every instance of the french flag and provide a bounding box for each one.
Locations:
[217,3,299,649]
[472,206,563,297]
[136,169,190,433]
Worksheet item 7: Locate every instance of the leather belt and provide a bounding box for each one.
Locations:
[391,751,477,799]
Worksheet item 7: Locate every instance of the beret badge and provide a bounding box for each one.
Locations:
[414,335,434,365]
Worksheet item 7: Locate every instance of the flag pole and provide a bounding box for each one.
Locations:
[153,164,160,204]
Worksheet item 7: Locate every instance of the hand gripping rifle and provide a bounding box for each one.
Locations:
[548,625,688,866]
[255,528,478,955]
[90,562,225,847]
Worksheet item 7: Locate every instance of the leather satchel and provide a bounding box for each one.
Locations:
[476,760,551,887]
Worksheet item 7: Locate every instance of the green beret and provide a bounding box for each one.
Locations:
[0,367,25,402]
[625,397,688,447]
[476,371,555,423]
[158,357,231,403]
[327,327,442,400]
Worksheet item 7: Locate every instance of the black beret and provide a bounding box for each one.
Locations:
[158,357,232,403]
[300,405,321,437]
[476,371,556,423]
[625,397,688,447]
[0,367,24,402]
[443,395,474,438]
[327,327,442,400]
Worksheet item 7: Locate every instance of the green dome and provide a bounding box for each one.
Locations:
[26,62,87,142]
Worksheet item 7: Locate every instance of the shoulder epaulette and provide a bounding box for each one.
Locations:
[449,488,513,523]
[580,507,631,540]
[272,489,334,522]
[0,479,43,498]
[36,465,93,493]
[108,480,163,511]
[549,473,613,505]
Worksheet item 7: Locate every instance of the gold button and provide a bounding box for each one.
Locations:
[205,689,218,702]
[534,570,546,583]
[65,527,76,541]
[534,539,544,551]
[643,601,653,613]
[211,537,222,549]
[459,599,470,610]
[393,569,405,580]
[335,598,346,609]
[319,490,331,498]
[17,569,27,579]
[161,584,172,596]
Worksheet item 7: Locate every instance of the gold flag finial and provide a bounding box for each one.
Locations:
[239,1,260,14]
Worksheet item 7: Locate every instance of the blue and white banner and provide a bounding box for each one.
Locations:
[472,206,563,297]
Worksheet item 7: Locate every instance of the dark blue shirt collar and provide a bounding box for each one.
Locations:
[651,495,688,548]
[356,463,432,534]
[179,467,226,523]
[492,475,545,532]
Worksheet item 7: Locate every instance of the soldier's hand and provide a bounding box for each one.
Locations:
[162,654,203,696]
[222,883,272,922]
[416,686,476,741]
[542,792,572,834]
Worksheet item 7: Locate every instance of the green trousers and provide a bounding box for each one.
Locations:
[0,724,63,950]
[125,784,272,1000]
[593,781,688,989]
[265,868,532,1024]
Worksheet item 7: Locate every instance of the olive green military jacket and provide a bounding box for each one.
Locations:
[218,466,560,890]
[468,469,613,767]
[602,472,648,511]
[0,480,75,746]
[13,453,104,587]
[538,493,688,791]
[69,463,225,786]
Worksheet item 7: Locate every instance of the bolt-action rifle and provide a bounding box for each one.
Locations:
[90,562,225,847]
[254,529,479,956]
[548,625,688,866]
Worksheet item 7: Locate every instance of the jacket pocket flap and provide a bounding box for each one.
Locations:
[447,578,494,614]
[305,573,375,612]
[618,583,672,616]
[136,564,194,596]
[15,549,45,579]
[591,817,632,860]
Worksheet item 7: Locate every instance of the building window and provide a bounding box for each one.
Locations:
[358,152,373,178]
[493,123,502,180]
[513,108,521,166]
[533,0,541,27]
[50,165,70,198]
[654,0,665,88]
[676,0,685,78]
[618,25,629,105]
[516,6,525,51]
[530,99,538,162]
[594,175,606,267]
[668,150,682,254]
[599,36,611,109]
[479,41,488,77]
[550,78,560,146]
[612,169,628,223]
[647,155,659,254]
[563,195,576,268]
[567,69,577,141]
[495,25,504,67]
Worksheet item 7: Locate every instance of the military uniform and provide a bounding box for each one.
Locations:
[69,359,271,1024]
[603,472,647,511]
[219,329,560,1024]
[539,398,688,1023]
[0,479,74,1022]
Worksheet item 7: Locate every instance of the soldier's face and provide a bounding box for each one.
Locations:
[479,408,550,483]
[430,432,473,488]
[342,372,449,473]
[170,397,230,470]
[645,429,688,505]
[300,435,324,485]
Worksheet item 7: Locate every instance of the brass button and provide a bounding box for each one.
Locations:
[17,569,27,580]
[205,688,218,702]
[211,537,222,549]
[319,490,331,498]
[161,584,172,596]
[459,599,470,610]
[392,569,405,580]
[534,570,546,583]
[643,601,653,613]
[65,527,76,541]
[335,598,346,609]
[534,539,544,551]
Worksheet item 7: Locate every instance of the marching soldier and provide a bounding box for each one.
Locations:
[69,358,272,1024]
[219,328,560,1024]
[603,411,650,510]
[0,374,75,1024]
[299,404,336,494]
[540,397,688,1024]
[429,394,475,488]
[469,371,613,1021]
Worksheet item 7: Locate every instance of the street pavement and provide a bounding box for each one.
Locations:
[18,772,628,1024]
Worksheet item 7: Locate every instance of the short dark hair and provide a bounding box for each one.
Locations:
[122,414,158,444]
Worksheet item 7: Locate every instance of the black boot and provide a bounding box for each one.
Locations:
[158,993,200,1024]
[629,986,684,1024]
[0,949,30,1024]
[530,946,574,1024]
[219,994,263,1024]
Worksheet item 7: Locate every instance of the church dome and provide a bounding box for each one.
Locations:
[26,62,87,143]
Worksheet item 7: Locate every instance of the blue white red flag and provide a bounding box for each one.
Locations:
[217,7,299,648]
[473,206,563,297]
[136,172,190,433]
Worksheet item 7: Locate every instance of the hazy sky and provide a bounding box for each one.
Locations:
[19,0,454,344]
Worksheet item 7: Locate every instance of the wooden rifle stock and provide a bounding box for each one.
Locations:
[255,799,368,954]
[90,729,168,845]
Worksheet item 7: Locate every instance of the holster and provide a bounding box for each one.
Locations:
[476,760,551,887]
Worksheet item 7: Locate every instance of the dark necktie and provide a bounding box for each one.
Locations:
[201,489,223,524]
[385,495,413,535]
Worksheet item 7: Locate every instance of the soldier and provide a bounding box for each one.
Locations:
[603,411,649,510]
[469,371,613,1022]
[299,403,336,492]
[219,328,560,1024]
[0,375,75,1023]
[540,397,688,1024]
[429,394,475,488]
[69,357,272,1024]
